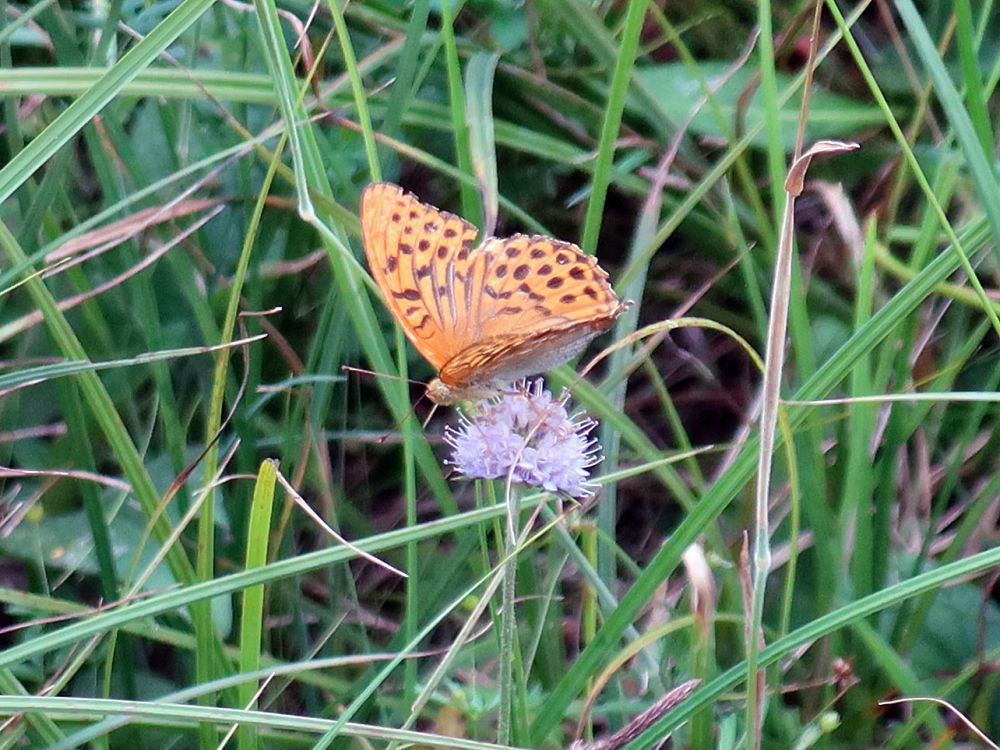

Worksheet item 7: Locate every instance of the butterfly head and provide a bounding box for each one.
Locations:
[426,377,499,405]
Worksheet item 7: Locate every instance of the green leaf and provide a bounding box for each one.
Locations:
[636,62,885,150]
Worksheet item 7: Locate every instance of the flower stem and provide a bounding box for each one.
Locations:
[498,483,520,745]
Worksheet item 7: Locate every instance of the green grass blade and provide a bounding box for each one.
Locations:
[380,0,431,172]
[465,52,500,234]
[439,0,479,223]
[580,0,649,254]
[953,0,993,156]
[236,460,278,750]
[327,0,381,182]
[894,0,1000,259]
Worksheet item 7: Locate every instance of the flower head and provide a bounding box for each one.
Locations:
[444,380,601,499]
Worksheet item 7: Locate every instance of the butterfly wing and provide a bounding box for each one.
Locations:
[437,234,627,389]
[360,182,481,369]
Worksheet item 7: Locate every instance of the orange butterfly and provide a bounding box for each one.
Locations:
[360,182,630,405]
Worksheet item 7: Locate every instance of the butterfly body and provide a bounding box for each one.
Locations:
[361,182,629,405]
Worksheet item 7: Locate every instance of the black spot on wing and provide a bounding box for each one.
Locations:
[518,282,544,301]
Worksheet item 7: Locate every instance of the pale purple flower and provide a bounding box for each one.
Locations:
[444,380,602,498]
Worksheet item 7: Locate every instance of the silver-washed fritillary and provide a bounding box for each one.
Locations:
[360,182,630,405]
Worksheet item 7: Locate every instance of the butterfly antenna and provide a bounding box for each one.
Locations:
[341,364,424,387]
[341,366,433,444]
[376,391,433,445]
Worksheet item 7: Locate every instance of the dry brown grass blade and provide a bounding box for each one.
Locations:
[46,198,223,263]
[880,697,999,749]
[570,679,703,750]
[784,140,861,196]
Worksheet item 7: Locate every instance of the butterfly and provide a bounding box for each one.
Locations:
[360,182,630,405]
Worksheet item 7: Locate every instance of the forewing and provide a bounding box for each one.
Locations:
[360,183,480,369]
